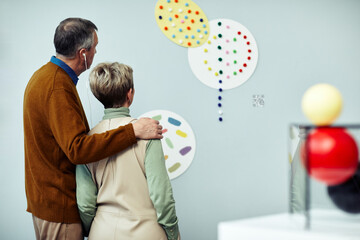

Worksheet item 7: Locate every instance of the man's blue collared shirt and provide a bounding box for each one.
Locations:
[50,56,79,86]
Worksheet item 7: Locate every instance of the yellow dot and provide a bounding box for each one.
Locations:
[215,72,219,76]
[204,60,208,64]
[213,36,217,39]
[208,40,211,44]
[208,67,212,71]
[204,49,208,53]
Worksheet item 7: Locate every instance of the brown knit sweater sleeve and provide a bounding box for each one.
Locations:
[48,88,136,164]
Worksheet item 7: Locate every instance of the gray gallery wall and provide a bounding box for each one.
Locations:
[0,0,359,239]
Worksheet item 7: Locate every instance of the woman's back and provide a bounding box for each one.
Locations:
[87,116,167,240]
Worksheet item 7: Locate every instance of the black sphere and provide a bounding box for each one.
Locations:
[327,164,360,214]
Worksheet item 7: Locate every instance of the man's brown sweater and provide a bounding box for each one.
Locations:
[23,61,137,223]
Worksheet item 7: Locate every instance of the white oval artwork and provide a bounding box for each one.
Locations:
[188,18,258,90]
[139,110,196,179]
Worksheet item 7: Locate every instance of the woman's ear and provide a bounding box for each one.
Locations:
[127,88,134,106]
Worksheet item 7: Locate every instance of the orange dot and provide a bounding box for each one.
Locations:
[188,42,192,46]
[175,0,178,2]
[187,26,191,30]
[175,14,179,18]
[159,5,163,9]
[188,10,192,13]
[191,19,195,23]
[195,11,199,15]
[164,26,168,31]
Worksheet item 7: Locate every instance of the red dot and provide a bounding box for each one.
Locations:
[187,26,191,30]
[195,11,199,15]
[188,10,192,13]
[237,31,241,35]
[243,63,247,67]
[244,35,247,39]
[191,19,195,23]
[247,56,251,60]
[175,14,179,18]
[248,49,252,53]
[175,0,178,2]
[239,69,243,73]
[188,42,192,46]
[159,5,163,9]
[247,41,250,45]
[164,26,168,31]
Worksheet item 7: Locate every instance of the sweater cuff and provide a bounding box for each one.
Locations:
[125,123,137,145]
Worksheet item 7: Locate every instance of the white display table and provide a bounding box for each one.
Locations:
[218,209,360,240]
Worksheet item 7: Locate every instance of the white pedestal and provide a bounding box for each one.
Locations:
[218,209,360,240]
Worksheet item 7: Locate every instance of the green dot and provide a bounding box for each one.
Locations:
[233,38,237,42]
[219,70,223,74]
[218,45,222,50]
[234,60,237,64]
[233,50,237,54]
[233,72,237,75]
[218,34,222,38]
[218,58,222,62]
[218,22,222,26]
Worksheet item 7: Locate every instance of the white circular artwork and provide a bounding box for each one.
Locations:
[188,18,258,90]
[139,110,196,179]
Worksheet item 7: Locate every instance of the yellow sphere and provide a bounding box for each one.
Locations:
[301,83,343,126]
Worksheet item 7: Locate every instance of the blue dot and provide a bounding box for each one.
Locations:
[159,16,163,20]
[191,35,195,39]
[169,17,172,21]
[219,117,223,122]
[203,24,206,28]
[179,28,183,32]
[197,29,201,33]
[172,34,175,38]
[219,88,223,92]
[185,35,189,39]
[185,15,188,19]
[218,103,222,107]
[197,40,200,44]
[167,0,170,2]
[185,3,189,6]
[204,30,208,34]
[219,80,223,84]
[200,18,203,22]
[218,96,222,100]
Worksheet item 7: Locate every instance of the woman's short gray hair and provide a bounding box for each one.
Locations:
[89,62,134,108]
[54,18,97,58]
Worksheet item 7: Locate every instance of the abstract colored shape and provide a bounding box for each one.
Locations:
[169,162,181,173]
[168,117,181,126]
[152,114,162,121]
[155,0,210,48]
[164,155,169,160]
[179,146,192,156]
[165,138,174,149]
[176,130,187,138]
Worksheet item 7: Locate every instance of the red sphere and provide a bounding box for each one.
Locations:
[301,127,359,186]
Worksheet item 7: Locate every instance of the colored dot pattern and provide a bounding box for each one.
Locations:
[188,19,258,122]
[139,110,196,179]
[155,0,210,48]
[188,18,258,90]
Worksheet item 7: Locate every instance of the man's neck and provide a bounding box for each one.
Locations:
[56,55,83,76]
